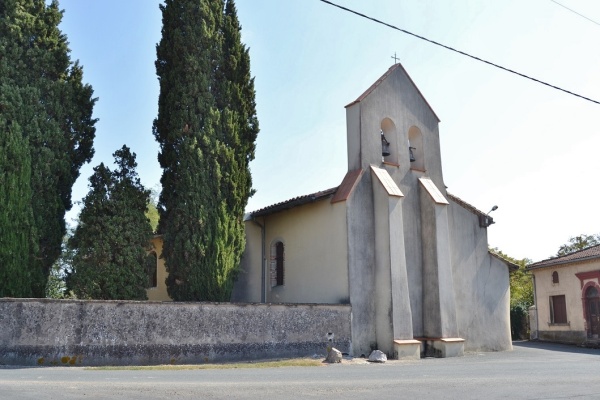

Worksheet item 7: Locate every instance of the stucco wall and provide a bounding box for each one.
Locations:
[255,199,349,304]
[448,199,512,352]
[345,65,443,348]
[0,299,351,366]
[231,222,264,303]
[146,236,170,301]
[532,260,600,343]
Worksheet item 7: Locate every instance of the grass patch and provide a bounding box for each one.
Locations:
[85,358,323,371]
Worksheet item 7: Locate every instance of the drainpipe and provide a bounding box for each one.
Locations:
[252,218,266,303]
[532,274,539,340]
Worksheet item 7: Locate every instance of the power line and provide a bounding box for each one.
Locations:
[319,0,600,105]
[550,0,600,26]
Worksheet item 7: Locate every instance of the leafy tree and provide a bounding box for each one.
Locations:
[145,186,160,233]
[490,248,533,309]
[0,0,97,297]
[153,0,258,301]
[46,225,75,299]
[67,146,152,300]
[556,234,600,256]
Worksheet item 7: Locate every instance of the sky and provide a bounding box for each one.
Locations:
[57,0,600,262]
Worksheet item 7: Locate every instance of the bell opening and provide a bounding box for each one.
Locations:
[381,132,391,157]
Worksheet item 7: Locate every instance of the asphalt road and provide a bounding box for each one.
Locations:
[1,341,599,399]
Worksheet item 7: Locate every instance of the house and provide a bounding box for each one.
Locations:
[231,63,515,358]
[527,244,600,344]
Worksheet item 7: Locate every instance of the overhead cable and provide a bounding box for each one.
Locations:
[550,0,600,27]
[319,0,600,105]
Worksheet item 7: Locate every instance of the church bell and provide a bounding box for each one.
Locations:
[381,131,391,157]
[409,146,416,162]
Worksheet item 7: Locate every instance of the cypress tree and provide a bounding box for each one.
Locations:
[67,146,152,300]
[0,89,41,297]
[0,0,97,296]
[154,0,258,301]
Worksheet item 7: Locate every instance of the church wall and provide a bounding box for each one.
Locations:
[399,169,425,336]
[351,66,448,340]
[262,199,349,304]
[346,103,361,171]
[372,175,396,355]
[346,172,377,357]
[231,221,264,303]
[447,200,512,351]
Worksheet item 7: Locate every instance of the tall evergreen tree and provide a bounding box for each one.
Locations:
[0,0,97,296]
[67,146,152,300]
[0,88,41,297]
[154,0,258,301]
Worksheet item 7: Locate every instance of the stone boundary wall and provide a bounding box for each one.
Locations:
[0,299,351,366]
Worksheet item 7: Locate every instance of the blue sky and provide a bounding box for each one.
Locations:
[58,0,600,262]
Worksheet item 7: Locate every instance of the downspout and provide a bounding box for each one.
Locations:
[252,218,266,303]
[532,273,539,340]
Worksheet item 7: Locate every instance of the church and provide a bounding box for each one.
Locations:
[147,63,516,359]
[230,63,516,358]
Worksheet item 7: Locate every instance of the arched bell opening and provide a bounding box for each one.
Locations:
[408,126,425,171]
[380,118,398,165]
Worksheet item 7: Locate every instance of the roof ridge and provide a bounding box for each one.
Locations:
[344,63,440,122]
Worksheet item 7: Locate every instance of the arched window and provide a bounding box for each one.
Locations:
[146,252,158,288]
[552,271,559,284]
[271,241,284,287]
[408,126,424,171]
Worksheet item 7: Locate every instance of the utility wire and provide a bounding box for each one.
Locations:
[550,0,600,26]
[319,0,600,105]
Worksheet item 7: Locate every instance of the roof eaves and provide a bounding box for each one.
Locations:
[526,255,600,271]
[527,244,600,270]
[447,193,490,220]
[250,187,338,218]
[489,251,519,272]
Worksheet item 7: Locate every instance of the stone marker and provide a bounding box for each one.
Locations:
[368,350,387,363]
[325,348,343,363]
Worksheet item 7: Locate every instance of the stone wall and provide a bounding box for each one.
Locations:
[0,299,351,366]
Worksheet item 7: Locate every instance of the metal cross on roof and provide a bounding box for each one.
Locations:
[391,52,400,64]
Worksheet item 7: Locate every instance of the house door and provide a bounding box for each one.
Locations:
[585,286,600,338]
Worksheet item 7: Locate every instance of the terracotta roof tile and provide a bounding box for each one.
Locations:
[489,251,519,272]
[527,244,600,270]
[447,193,489,219]
[249,187,338,218]
[331,169,363,204]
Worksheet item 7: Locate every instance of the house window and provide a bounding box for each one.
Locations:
[549,295,567,324]
[146,252,158,288]
[552,271,559,284]
[271,241,284,287]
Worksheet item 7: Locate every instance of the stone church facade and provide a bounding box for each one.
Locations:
[231,64,515,358]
